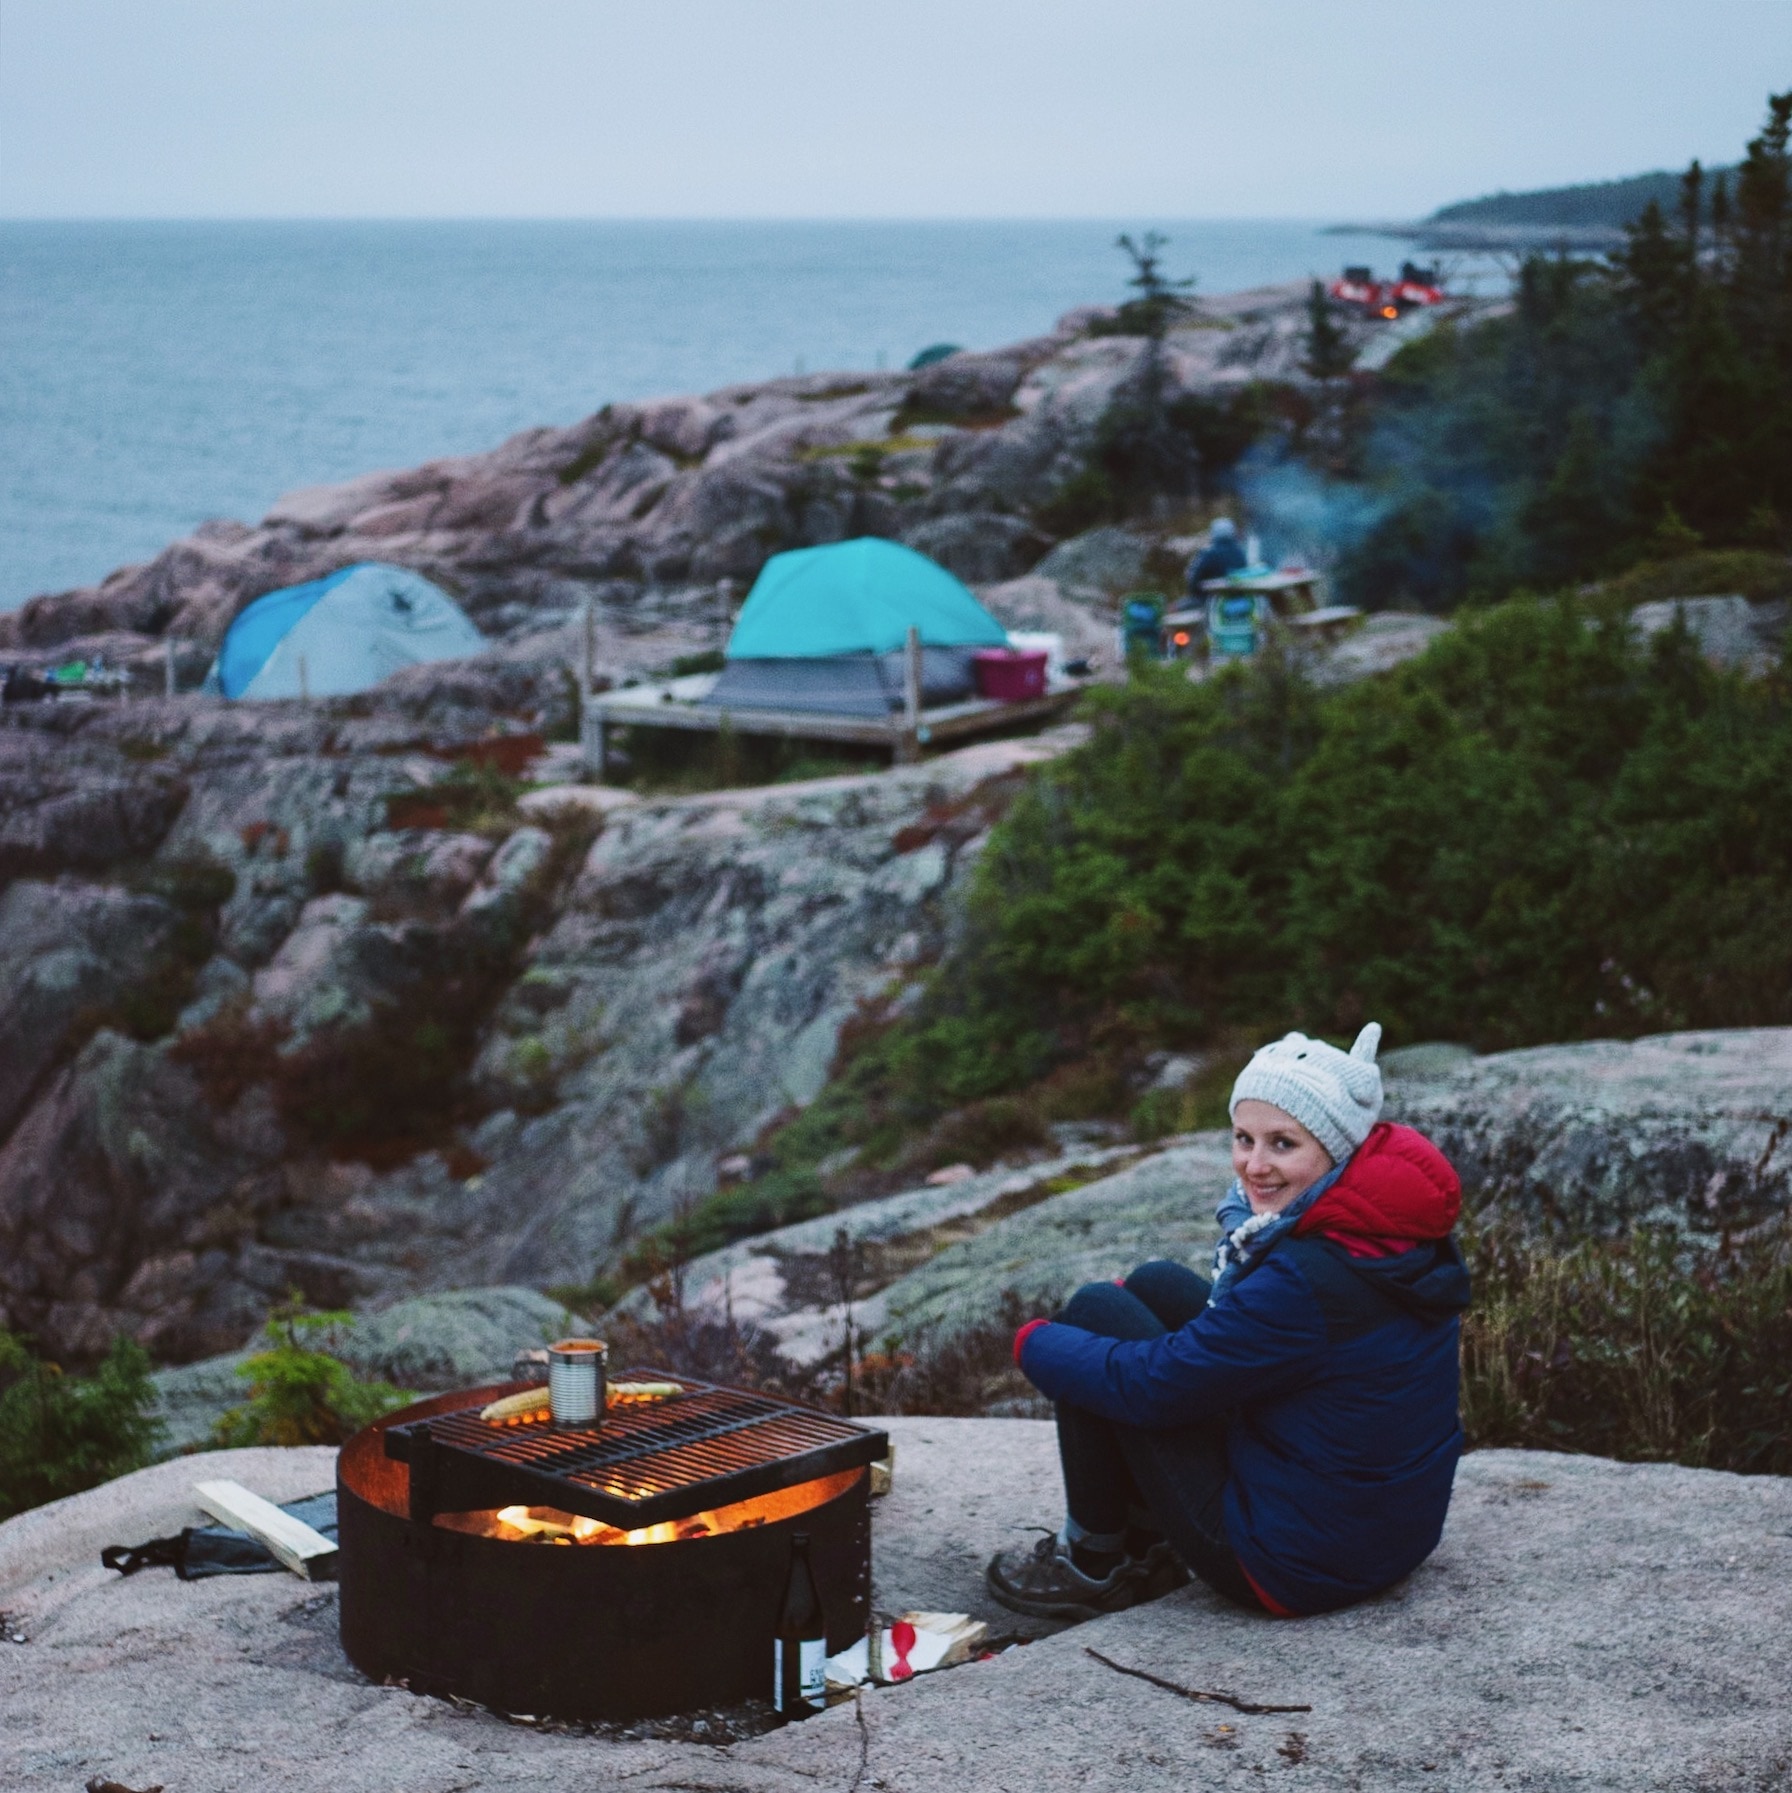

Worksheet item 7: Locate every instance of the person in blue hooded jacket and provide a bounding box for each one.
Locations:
[1186,516,1248,596]
[988,1022,1470,1621]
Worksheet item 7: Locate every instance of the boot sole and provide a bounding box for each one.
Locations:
[984,1567,1142,1624]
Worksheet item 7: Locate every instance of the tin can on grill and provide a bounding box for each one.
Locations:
[547,1338,607,1428]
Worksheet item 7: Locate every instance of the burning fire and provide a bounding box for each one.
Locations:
[434,1468,859,1546]
[492,1506,723,1546]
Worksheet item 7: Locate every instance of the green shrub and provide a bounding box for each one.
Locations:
[1595,548,1792,608]
[1035,465,1119,537]
[1460,1221,1792,1474]
[1128,1034,1256,1142]
[625,1169,833,1278]
[133,851,237,914]
[0,1333,163,1521]
[305,840,346,895]
[268,929,516,1160]
[840,586,1792,1144]
[1166,383,1288,497]
[507,1034,557,1110]
[896,1097,1051,1175]
[775,753,866,784]
[212,1303,409,1448]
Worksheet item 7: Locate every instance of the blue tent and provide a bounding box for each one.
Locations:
[207,564,484,701]
[705,539,1009,718]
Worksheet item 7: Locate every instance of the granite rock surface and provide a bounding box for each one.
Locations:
[1,1429,1785,1792]
[1384,1029,1792,1240]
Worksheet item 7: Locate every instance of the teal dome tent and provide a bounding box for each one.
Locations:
[703,538,1008,718]
[205,564,484,701]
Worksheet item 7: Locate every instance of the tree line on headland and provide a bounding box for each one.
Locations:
[1337,94,1792,608]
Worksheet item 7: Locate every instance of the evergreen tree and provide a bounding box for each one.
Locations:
[1303,279,1358,381]
[1730,92,1791,341]
[1616,200,1690,352]
[1085,234,1202,513]
[1679,159,1705,272]
[1112,231,1197,340]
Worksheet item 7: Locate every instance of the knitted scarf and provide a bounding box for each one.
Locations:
[1209,1161,1346,1305]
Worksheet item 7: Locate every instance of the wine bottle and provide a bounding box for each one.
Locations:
[773,1531,827,1717]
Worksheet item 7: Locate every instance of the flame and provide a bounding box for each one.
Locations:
[491,1505,705,1546]
[434,1468,860,1545]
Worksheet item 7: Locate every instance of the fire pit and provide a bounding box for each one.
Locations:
[337,1372,887,1721]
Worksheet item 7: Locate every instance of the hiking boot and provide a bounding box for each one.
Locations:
[1136,1537,1191,1601]
[985,1531,1151,1623]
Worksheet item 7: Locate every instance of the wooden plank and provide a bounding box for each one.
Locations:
[589,685,1085,753]
[590,698,901,747]
[1200,569,1321,595]
[193,1479,337,1581]
[918,689,1082,741]
[869,1440,895,1497]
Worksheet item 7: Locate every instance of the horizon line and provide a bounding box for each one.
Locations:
[0,212,1348,227]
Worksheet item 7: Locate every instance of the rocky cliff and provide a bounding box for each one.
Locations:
[0,685,1079,1364]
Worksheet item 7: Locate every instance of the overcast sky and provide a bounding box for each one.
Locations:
[1,0,1784,220]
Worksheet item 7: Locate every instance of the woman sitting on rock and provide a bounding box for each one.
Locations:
[988,1023,1470,1620]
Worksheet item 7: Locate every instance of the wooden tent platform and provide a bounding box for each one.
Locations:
[582,673,1084,774]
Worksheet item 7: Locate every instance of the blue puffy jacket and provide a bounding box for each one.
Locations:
[1187,535,1248,594]
[1018,1123,1471,1614]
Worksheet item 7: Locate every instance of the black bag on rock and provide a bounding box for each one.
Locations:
[101,1491,337,1581]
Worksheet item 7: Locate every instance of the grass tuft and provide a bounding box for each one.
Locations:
[1459,1218,1792,1474]
[0,1332,163,1521]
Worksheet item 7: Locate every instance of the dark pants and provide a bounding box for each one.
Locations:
[1053,1260,1265,1611]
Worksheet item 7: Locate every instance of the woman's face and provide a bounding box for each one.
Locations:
[1231,1100,1334,1215]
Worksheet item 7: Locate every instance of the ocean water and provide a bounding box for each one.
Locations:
[1,218,1364,610]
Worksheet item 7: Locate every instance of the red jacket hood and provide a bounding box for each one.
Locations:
[1294,1123,1460,1256]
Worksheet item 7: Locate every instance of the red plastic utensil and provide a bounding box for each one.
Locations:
[889,1619,917,1680]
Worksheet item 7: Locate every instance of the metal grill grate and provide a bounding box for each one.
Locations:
[385,1371,888,1530]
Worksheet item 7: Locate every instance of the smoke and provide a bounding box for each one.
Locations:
[1233,452,1390,574]
[1233,397,1512,610]
[1224,256,1675,611]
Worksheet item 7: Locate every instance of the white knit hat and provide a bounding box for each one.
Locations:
[1228,1023,1384,1165]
